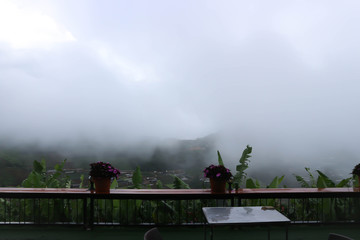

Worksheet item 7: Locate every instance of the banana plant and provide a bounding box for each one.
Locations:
[294,167,351,188]
[244,176,284,206]
[131,166,143,189]
[267,175,285,188]
[294,168,352,222]
[172,176,190,189]
[217,145,252,187]
[22,159,70,188]
[233,145,252,187]
[217,150,224,166]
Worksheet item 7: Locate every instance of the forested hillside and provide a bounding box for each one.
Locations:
[0,135,216,187]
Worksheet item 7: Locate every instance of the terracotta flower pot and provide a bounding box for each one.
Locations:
[210,178,226,194]
[93,177,111,194]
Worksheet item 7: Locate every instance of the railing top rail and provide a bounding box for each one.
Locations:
[0,187,359,199]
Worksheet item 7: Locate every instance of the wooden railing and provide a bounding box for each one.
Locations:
[0,188,359,228]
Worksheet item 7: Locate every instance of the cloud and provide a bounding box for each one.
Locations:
[95,44,158,83]
[0,0,360,176]
[0,0,75,49]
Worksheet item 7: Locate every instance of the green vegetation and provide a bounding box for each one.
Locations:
[294,167,352,188]
[217,145,285,189]
[0,152,357,225]
[17,146,355,191]
[22,159,71,188]
[0,143,358,225]
[131,166,143,189]
[172,176,190,189]
[233,145,252,187]
[217,150,224,166]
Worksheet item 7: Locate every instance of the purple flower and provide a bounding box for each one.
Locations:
[203,164,232,181]
[90,162,120,179]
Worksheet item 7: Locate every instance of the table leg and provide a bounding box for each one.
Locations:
[210,226,213,240]
[285,226,288,240]
[267,227,270,240]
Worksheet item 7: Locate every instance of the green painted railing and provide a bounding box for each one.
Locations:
[0,188,359,228]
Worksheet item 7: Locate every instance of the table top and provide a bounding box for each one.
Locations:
[202,206,290,226]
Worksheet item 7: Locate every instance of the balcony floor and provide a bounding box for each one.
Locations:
[0,224,358,240]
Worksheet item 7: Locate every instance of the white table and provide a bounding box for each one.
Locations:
[202,206,291,240]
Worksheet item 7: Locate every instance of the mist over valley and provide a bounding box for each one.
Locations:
[0,0,359,188]
[0,131,356,188]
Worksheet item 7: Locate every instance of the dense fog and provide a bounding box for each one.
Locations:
[1,0,359,179]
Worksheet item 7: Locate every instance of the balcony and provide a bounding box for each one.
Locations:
[0,224,359,240]
[0,188,359,239]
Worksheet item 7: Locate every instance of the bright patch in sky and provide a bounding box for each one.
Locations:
[96,45,158,83]
[0,0,75,49]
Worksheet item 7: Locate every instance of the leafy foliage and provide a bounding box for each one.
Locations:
[156,180,163,189]
[79,174,85,188]
[16,159,77,224]
[245,176,284,189]
[131,166,143,189]
[110,178,118,189]
[4,156,359,225]
[172,176,190,189]
[353,175,359,187]
[267,175,285,188]
[22,159,70,188]
[294,167,351,188]
[217,151,224,166]
[245,178,260,188]
[233,145,252,186]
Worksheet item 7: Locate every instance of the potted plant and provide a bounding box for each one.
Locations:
[89,162,120,194]
[203,164,232,194]
[352,163,360,187]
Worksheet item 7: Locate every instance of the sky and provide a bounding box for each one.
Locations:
[0,0,360,173]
